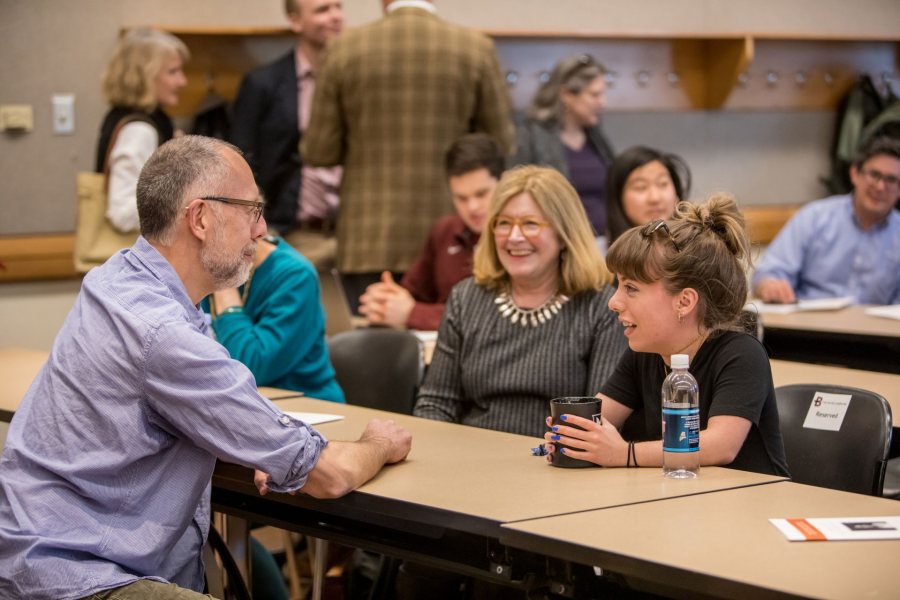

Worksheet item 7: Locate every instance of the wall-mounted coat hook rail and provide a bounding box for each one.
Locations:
[604,70,618,88]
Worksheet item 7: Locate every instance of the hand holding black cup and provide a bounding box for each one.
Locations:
[548,396,602,468]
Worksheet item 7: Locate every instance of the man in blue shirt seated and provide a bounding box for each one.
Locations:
[0,135,412,600]
[752,136,900,305]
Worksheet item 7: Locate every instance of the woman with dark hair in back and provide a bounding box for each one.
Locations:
[605,145,692,245]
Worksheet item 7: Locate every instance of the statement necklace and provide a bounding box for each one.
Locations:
[494,290,569,327]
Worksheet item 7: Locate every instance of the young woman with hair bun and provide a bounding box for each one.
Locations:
[545,194,790,476]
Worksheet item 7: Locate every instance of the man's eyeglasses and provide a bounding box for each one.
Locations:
[860,167,900,190]
[201,196,265,223]
[641,219,683,252]
[492,216,551,238]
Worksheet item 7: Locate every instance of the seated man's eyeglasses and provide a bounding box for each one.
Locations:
[860,168,900,190]
[201,196,265,223]
[492,216,551,238]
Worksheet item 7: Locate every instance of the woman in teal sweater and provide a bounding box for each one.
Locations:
[205,236,344,402]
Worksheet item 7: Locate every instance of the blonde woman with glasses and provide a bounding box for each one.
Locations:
[414,165,627,438]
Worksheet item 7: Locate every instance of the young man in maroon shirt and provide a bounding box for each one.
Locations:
[359,134,505,330]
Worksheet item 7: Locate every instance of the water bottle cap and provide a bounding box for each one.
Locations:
[670,354,689,369]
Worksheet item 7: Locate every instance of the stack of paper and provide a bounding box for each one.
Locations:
[770,517,900,541]
[746,296,854,315]
[285,411,344,426]
[864,305,900,322]
[411,330,438,343]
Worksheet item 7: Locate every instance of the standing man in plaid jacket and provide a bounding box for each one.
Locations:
[301,0,513,311]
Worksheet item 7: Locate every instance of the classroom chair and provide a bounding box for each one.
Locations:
[882,458,900,499]
[327,328,423,414]
[204,523,253,600]
[775,384,892,496]
[739,306,764,342]
[319,268,355,337]
[301,328,423,599]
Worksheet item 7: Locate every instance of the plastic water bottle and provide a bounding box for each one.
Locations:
[662,354,700,478]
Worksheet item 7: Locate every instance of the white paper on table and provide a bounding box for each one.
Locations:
[746,296,854,314]
[285,411,344,426]
[864,305,900,322]
[770,517,900,541]
[411,330,438,343]
[746,302,798,315]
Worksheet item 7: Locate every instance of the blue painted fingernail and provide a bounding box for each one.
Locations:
[551,434,560,441]
[551,425,558,432]
[560,415,568,421]
[560,447,567,453]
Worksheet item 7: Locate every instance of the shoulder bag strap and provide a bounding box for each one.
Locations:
[102,113,153,189]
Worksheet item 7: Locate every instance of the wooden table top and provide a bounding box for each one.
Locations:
[266,397,784,531]
[760,305,900,338]
[0,347,48,418]
[501,481,900,600]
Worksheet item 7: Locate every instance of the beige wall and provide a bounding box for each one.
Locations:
[1,0,899,235]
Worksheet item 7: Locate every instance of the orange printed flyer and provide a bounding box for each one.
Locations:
[770,517,900,541]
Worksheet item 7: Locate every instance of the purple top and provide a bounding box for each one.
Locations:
[564,141,608,236]
[0,237,327,599]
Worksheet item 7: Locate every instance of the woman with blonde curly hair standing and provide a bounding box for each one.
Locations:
[96,28,188,233]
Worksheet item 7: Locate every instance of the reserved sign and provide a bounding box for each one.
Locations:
[801,391,851,432]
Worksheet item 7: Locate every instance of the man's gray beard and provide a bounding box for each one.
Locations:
[201,232,254,290]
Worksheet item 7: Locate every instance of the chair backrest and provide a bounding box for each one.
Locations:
[739,307,763,342]
[203,524,253,600]
[320,268,355,337]
[775,383,893,495]
[328,328,423,414]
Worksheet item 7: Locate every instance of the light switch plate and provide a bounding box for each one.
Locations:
[52,94,75,135]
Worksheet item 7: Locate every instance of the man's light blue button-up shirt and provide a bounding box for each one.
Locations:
[752,194,900,304]
[0,237,327,600]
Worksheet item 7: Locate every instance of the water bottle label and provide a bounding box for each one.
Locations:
[662,407,699,452]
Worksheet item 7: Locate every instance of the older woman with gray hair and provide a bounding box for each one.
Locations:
[511,54,614,250]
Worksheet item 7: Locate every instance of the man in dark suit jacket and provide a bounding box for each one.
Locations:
[230,0,343,268]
